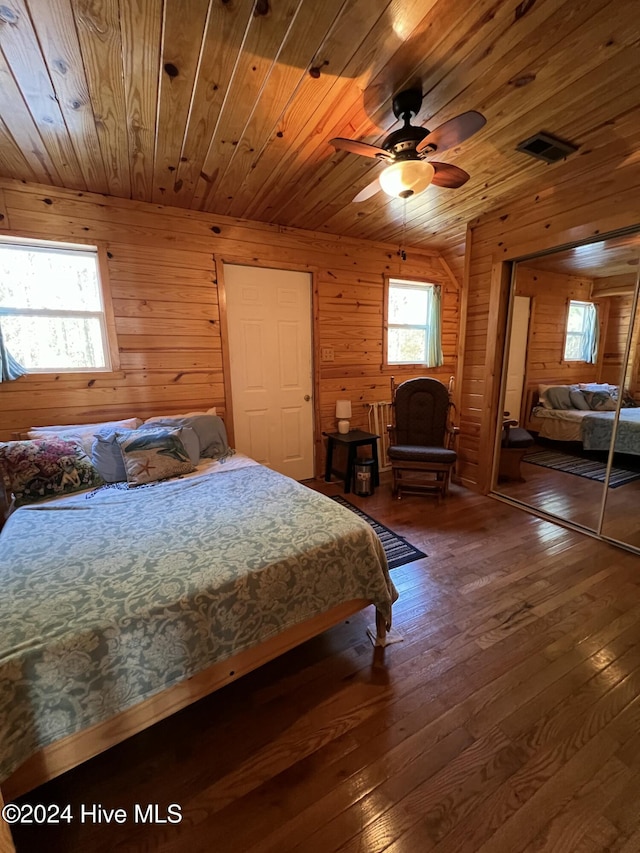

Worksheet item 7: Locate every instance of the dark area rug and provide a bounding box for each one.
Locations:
[523,449,640,488]
[330,495,427,569]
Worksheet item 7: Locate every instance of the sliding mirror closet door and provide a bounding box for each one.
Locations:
[493,231,640,536]
[599,239,640,550]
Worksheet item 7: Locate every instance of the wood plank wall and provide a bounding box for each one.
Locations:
[514,266,606,397]
[600,294,633,386]
[0,179,459,473]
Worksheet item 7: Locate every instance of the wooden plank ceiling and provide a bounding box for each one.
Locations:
[0,0,638,271]
[524,232,640,279]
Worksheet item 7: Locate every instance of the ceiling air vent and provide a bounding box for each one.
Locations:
[516,132,578,163]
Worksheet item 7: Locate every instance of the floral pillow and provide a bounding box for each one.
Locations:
[28,417,142,457]
[114,427,195,486]
[0,437,104,507]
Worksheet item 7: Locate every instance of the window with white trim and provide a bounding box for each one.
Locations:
[564,300,599,363]
[386,277,443,366]
[0,238,113,373]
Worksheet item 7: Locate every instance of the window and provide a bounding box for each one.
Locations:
[0,238,115,373]
[564,300,599,363]
[386,278,443,366]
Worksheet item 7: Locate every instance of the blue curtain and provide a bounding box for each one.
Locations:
[426,286,444,367]
[0,320,26,382]
[580,303,599,364]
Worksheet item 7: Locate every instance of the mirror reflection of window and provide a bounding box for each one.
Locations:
[564,300,599,363]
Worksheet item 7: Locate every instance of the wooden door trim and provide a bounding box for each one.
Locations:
[481,258,514,494]
[214,255,235,448]
[216,256,319,477]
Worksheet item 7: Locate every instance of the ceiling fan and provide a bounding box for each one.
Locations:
[330,89,486,202]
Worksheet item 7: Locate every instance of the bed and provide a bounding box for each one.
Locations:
[0,427,396,823]
[525,382,640,455]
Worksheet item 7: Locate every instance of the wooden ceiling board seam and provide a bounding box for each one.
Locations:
[25,0,109,193]
[0,47,63,186]
[464,119,640,251]
[71,0,132,197]
[468,146,640,243]
[302,0,560,230]
[0,118,39,187]
[242,0,445,221]
[213,0,351,217]
[461,129,640,251]
[253,0,519,226]
[234,0,397,221]
[151,0,210,204]
[285,0,614,234]
[165,0,256,208]
[120,0,164,201]
[220,0,358,219]
[190,0,308,210]
[344,35,640,246]
[1,0,87,190]
[394,119,640,249]
[0,0,637,265]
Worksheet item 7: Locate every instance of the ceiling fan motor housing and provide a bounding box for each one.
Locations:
[383,125,429,160]
[392,88,423,122]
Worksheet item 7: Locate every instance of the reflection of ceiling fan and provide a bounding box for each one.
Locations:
[330,89,486,202]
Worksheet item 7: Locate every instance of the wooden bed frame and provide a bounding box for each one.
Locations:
[0,600,386,851]
[0,427,390,849]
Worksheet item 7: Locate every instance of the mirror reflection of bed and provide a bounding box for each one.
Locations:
[493,230,640,551]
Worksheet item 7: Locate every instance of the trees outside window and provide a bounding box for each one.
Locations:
[0,239,113,373]
[386,278,443,366]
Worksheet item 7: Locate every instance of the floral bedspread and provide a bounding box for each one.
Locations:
[0,462,396,784]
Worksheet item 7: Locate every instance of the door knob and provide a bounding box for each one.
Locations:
[304,394,311,401]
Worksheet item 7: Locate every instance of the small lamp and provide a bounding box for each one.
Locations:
[335,400,352,434]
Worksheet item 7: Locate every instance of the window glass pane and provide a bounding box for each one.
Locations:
[388,327,426,363]
[0,244,101,311]
[4,315,107,370]
[566,303,586,333]
[564,332,583,360]
[388,286,428,325]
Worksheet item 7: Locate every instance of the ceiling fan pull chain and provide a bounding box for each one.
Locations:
[398,197,407,262]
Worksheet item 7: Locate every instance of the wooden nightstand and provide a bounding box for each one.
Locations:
[324,430,380,494]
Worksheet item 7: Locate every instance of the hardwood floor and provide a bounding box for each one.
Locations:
[10,475,640,852]
[495,444,640,547]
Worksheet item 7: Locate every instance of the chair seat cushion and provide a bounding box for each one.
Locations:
[502,427,534,449]
[388,444,457,464]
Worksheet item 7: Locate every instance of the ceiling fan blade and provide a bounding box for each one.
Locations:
[353,177,381,202]
[416,110,486,155]
[431,162,470,188]
[330,137,391,160]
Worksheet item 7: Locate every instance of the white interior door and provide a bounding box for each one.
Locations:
[504,295,531,424]
[223,264,314,480]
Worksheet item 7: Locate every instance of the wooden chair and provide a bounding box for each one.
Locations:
[387,377,459,500]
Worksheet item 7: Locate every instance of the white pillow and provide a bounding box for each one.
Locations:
[28,418,142,458]
[579,382,612,392]
[145,407,216,424]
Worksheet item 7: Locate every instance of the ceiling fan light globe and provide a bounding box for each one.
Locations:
[379,160,435,198]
